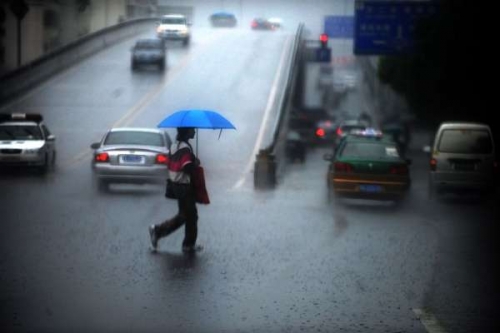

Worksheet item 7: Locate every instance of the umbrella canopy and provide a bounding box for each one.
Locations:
[157,109,236,130]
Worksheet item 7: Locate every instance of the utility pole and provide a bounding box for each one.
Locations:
[9,0,29,67]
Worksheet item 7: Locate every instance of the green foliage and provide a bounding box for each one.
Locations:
[376,0,488,126]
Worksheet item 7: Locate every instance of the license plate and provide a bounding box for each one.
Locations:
[359,184,382,193]
[120,155,144,164]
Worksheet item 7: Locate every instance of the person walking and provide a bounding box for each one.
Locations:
[149,127,203,253]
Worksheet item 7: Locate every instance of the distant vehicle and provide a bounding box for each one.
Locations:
[381,121,411,157]
[130,38,166,71]
[90,128,172,191]
[156,14,191,46]
[314,118,338,144]
[323,130,411,202]
[210,12,237,27]
[286,130,306,163]
[0,113,56,173]
[333,119,371,148]
[428,121,498,197]
[250,18,276,30]
[268,17,283,29]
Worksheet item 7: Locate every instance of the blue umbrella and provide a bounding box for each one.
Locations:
[157,109,236,130]
[157,109,236,156]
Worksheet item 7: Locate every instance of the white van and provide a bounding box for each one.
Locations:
[156,14,191,46]
[429,121,497,195]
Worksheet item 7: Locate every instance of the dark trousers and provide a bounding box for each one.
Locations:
[156,187,198,247]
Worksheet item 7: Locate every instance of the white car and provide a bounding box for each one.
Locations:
[156,14,191,46]
[0,113,56,173]
[90,128,172,191]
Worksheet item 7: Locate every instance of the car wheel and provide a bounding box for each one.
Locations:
[131,61,137,70]
[183,38,190,46]
[159,60,165,71]
[37,154,50,174]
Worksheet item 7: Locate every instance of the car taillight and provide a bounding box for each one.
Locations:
[336,127,343,136]
[334,162,353,173]
[390,164,408,175]
[95,153,109,162]
[156,154,169,164]
[430,158,437,171]
[316,128,325,137]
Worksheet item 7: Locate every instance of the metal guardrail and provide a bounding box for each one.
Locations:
[0,18,158,105]
[254,23,306,189]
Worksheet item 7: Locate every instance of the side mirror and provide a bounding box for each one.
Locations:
[406,158,412,165]
[46,134,56,141]
[422,145,431,154]
[90,143,100,149]
[323,153,333,161]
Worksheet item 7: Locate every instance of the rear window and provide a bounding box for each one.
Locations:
[135,40,162,49]
[340,142,400,159]
[104,131,164,147]
[438,129,493,154]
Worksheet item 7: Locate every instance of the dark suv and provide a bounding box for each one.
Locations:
[131,38,166,71]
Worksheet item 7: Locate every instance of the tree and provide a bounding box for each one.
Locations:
[377,0,487,127]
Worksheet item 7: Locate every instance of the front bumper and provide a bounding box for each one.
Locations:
[156,31,189,40]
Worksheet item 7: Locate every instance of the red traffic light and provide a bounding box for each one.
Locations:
[319,33,328,48]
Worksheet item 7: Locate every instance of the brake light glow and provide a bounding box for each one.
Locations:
[336,127,343,136]
[390,165,408,175]
[156,154,169,164]
[430,158,437,171]
[316,128,325,137]
[334,162,353,173]
[95,153,109,162]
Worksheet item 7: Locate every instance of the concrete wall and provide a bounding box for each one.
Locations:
[0,18,157,104]
[0,0,154,76]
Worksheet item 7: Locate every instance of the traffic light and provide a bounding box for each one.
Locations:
[319,33,328,48]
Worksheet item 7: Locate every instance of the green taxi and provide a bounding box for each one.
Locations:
[323,130,411,201]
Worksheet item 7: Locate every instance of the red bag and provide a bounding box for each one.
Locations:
[192,165,210,204]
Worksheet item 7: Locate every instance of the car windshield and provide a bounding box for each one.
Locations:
[340,141,399,159]
[0,125,43,140]
[104,131,164,146]
[161,17,185,25]
[438,129,493,154]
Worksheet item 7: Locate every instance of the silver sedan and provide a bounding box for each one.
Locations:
[90,127,172,191]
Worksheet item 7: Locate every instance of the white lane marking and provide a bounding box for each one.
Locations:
[413,308,449,333]
[232,35,293,190]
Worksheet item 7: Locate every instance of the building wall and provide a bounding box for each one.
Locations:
[0,0,139,76]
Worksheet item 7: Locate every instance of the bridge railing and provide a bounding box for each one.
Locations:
[254,23,306,189]
[0,18,158,105]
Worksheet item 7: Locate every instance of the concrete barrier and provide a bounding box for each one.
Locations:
[0,18,157,105]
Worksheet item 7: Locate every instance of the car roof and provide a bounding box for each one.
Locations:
[108,127,165,133]
[162,14,186,18]
[0,113,44,124]
[211,12,235,17]
[135,38,163,46]
[340,119,368,126]
[343,134,394,144]
[438,121,491,130]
